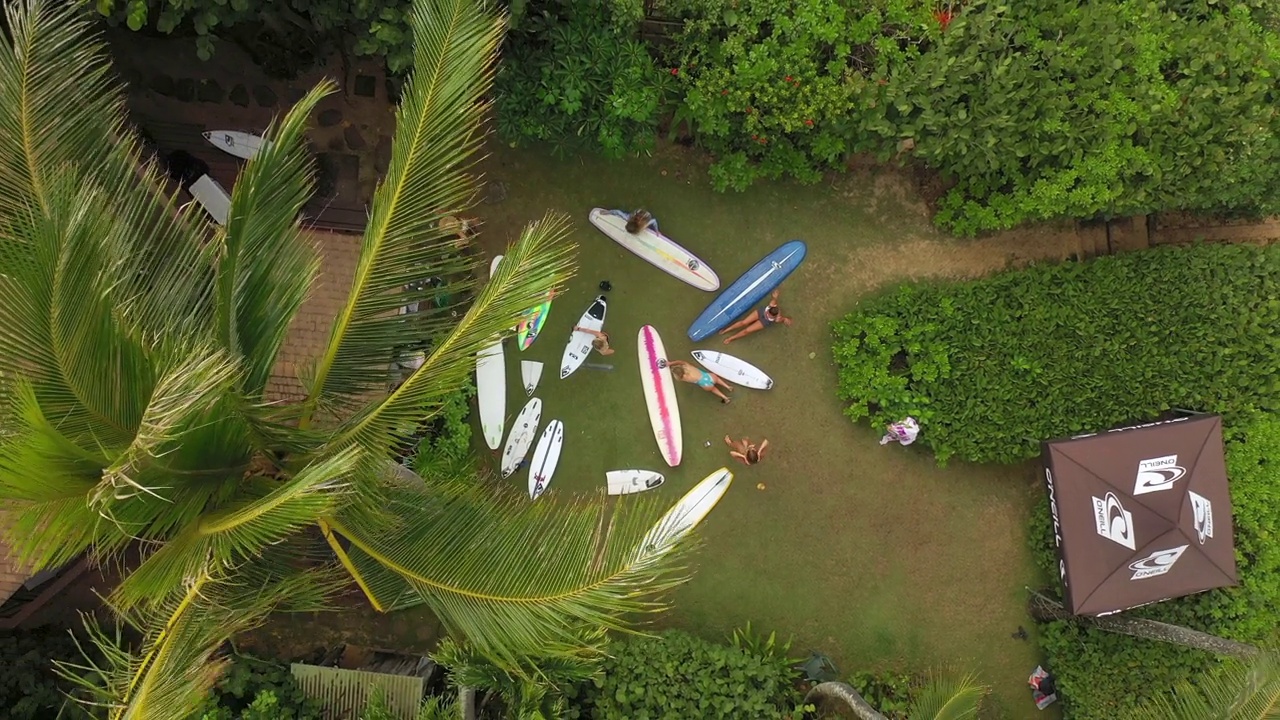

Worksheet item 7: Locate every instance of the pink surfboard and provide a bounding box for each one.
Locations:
[637,325,683,467]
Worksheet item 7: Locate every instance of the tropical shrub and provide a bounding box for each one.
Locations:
[831,242,1280,465]
[0,628,91,720]
[663,0,935,191]
[406,379,475,477]
[1029,415,1280,719]
[494,0,674,157]
[843,670,917,719]
[565,629,806,718]
[195,655,324,720]
[882,0,1280,235]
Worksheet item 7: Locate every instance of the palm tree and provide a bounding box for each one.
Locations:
[1130,649,1280,719]
[0,0,694,714]
[803,674,986,720]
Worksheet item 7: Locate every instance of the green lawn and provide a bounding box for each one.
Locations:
[469,143,1059,717]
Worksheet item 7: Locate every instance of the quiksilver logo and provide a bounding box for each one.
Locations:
[1134,454,1186,495]
[1129,545,1188,580]
[1189,491,1214,545]
[1092,492,1135,550]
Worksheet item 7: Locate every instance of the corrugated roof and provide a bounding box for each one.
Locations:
[291,664,425,720]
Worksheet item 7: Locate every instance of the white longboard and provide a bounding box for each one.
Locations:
[203,130,269,160]
[560,295,607,379]
[691,350,774,390]
[638,325,682,467]
[639,467,734,556]
[501,398,542,478]
[606,470,665,496]
[588,209,719,291]
[528,419,564,500]
[521,360,543,397]
[476,256,506,450]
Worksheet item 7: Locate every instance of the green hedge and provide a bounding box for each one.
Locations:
[565,630,804,719]
[1030,415,1280,719]
[831,243,1280,465]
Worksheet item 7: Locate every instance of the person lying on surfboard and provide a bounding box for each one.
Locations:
[667,360,734,404]
[720,289,792,344]
[725,435,769,466]
[605,208,659,234]
[574,326,615,356]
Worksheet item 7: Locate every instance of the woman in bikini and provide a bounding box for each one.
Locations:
[720,289,792,344]
[606,208,659,234]
[574,326,615,356]
[724,436,769,466]
[666,360,734,403]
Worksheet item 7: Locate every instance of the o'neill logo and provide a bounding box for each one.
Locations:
[1044,469,1068,588]
[1133,454,1187,495]
[1129,545,1189,580]
[1189,491,1214,544]
[1091,492,1135,550]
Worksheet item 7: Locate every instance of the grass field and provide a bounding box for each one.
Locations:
[467,142,1062,717]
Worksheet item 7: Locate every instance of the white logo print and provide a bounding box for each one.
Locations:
[1129,545,1189,580]
[1134,454,1187,495]
[1092,493,1135,550]
[1189,491,1214,544]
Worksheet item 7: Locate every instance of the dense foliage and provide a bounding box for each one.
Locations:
[831,243,1280,465]
[194,655,324,720]
[1029,415,1280,719]
[0,628,90,720]
[564,630,806,719]
[494,0,674,157]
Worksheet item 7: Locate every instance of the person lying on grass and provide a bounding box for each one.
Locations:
[720,289,792,344]
[725,435,769,466]
[667,360,733,404]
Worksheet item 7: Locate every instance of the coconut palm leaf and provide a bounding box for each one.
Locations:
[908,672,986,720]
[217,82,333,396]
[300,0,551,429]
[328,481,693,670]
[58,562,345,720]
[110,447,359,610]
[1132,651,1280,720]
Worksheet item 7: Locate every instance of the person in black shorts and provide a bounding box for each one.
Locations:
[720,289,791,344]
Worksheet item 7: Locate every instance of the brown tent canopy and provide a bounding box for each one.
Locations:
[1041,414,1237,616]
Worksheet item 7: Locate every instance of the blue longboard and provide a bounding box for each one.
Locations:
[687,240,806,342]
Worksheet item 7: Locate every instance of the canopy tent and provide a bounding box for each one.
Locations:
[1041,414,1237,616]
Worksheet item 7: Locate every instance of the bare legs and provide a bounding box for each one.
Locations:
[721,319,765,344]
[702,375,734,403]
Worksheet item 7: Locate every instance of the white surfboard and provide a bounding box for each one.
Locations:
[501,398,542,478]
[560,295,607,380]
[521,360,543,397]
[606,470,665,496]
[638,325,682,467]
[203,130,269,160]
[589,209,719,291]
[639,467,734,556]
[528,419,564,500]
[476,256,506,450]
[690,350,774,390]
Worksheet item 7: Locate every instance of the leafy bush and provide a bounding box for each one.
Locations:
[884,0,1280,235]
[831,242,1280,465]
[843,670,917,719]
[0,627,91,720]
[565,629,805,718]
[664,0,935,191]
[1030,414,1280,719]
[195,655,323,720]
[494,0,675,157]
[408,378,476,478]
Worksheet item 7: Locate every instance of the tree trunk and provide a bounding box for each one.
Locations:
[459,686,477,720]
[803,682,887,720]
[1028,591,1259,659]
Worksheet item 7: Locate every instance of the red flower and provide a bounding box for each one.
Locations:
[758,136,768,144]
[721,89,729,95]
[671,67,679,76]
[745,107,754,114]
[805,119,814,126]
[751,134,758,140]
[934,10,953,30]
[877,78,889,86]
[784,75,793,82]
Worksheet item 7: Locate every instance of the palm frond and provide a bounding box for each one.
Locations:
[217,82,334,395]
[328,480,693,671]
[58,562,344,720]
[300,0,507,425]
[109,447,359,610]
[1132,651,1280,720]
[331,213,574,451]
[909,672,987,720]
